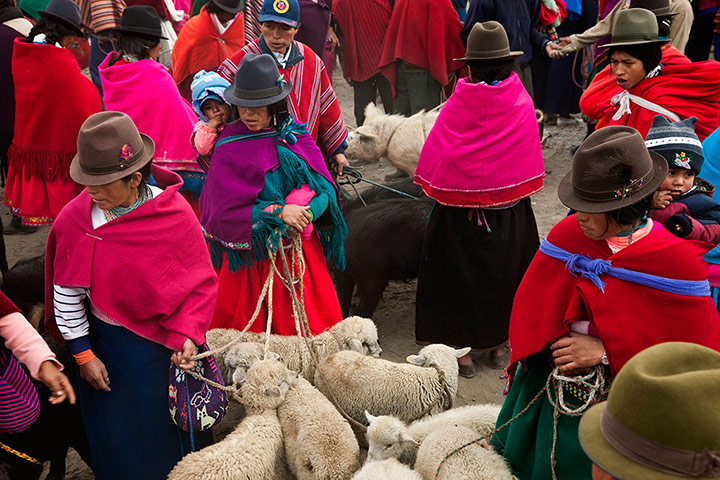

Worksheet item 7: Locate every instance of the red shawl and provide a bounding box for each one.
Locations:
[378,0,465,93]
[45,167,217,351]
[171,7,245,95]
[580,45,720,140]
[508,216,720,379]
[334,0,392,83]
[8,39,102,181]
[218,40,347,158]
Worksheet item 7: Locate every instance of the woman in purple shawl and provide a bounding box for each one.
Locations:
[200,53,347,335]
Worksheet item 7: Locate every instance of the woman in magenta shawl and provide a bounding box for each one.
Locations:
[414,22,545,378]
[200,53,347,335]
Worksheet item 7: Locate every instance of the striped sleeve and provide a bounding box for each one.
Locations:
[53,285,91,354]
[88,0,125,33]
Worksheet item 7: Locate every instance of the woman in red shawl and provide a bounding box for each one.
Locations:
[580,8,720,140]
[5,0,101,230]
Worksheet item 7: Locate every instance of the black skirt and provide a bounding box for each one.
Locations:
[415,198,539,351]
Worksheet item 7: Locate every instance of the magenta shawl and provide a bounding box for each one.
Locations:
[45,167,217,351]
[414,74,545,208]
[99,53,202,173]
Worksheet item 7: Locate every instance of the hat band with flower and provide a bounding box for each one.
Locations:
[571,168,651,202]
[80,143,146,174]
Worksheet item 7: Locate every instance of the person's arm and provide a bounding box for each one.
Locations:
[528,0,557,56]
[667,214,720,243]
[191,121,220,156]
[668,0,693,53]
[563,0,624,49]
[649,196,690,224]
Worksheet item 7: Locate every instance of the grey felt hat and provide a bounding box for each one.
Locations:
[604,8,669,48]
[223,53,292,107]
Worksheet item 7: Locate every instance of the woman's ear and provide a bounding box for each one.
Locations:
[130,172,143,189]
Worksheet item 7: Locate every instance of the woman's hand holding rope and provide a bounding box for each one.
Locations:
[550,332,605,375]
[281,204,312,235]
[171,338,197,370]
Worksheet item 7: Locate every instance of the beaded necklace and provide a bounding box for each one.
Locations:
[103,184,152,222]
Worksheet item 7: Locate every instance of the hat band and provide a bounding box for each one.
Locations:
[572,166,652,202]
[600,408,720,477]
[233,85,282,99]
[80,143,146,174]
[611,32,658,43]
[644,136,703,149]
[465,46,511,58]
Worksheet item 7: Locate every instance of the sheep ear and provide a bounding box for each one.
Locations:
[268,351,281,362]
[455,347,472,358]
[265,386,282,397]
[232,369,247,384]
[399,432,420,446]
[356,126,379,141]
[406,354,426,366]
[287,371,299,386]
[363,103,380,122]
[365,411,378,425]
[347,338,364,353]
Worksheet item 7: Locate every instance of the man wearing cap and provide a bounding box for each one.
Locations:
[580,342,720,480]
[171,0,245,100]
[217,0,349,172]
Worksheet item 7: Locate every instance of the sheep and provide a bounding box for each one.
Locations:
[277,376,360,479]
[167,358,297,480]
[345,103,439,176]
[206,316,382,383]
[215,341,264,385]
[365,404,502,466]
[313,344,471,424]
[350,458,422,480]
[415,425,513,480]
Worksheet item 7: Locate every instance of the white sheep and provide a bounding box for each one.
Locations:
[313,344,471,424]
[207,316,382,383]
[414,425,514,480]
[350,458,422,480]
[167,358,296,480]
[345,103,439,176]
[365,404,502,466]
[277,376,360,479]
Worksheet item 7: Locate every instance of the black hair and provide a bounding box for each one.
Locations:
[656,15,672,39]
[268,98,290,127]
[25,17,81,45]
[203,0,225,14]
[121,161,153,192]
[608,43,663,74]
[467,59,517,85]
[116,33,160,60]
[606,194,653,228]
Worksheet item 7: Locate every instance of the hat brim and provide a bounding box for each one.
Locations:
[258,15,299,28]
[603,38,669,48]
[70,133,155,186]
[38,10,84,36]
[557,150,667,213]
[215,2,244,13]
[454,51,524,62]
[579,404,718,480]
[223,82,292,107]
[115,26,168,40]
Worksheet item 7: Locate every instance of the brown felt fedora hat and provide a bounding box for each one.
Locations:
[604,8,669,48]
[558,126,667,213]
[579,342,720,480]
[455,21,523,62]
[70,111,155,186]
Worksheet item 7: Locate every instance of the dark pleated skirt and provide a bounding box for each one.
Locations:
[79,312,212,480]
[415,198,539,351]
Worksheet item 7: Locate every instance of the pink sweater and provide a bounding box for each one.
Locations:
[0,312,61,379]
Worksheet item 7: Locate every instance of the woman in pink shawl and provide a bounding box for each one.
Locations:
[99,6,204,215]
[414,22,545,378]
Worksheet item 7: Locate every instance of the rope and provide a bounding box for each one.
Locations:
[338,166,421,201]
[0,440,41,465]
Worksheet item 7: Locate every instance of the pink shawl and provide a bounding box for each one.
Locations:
[45,167,217,351]
[99,53,202,173]
[414,74,545,208]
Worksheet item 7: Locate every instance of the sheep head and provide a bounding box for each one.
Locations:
[332,316,382,357]
[240,357,297,412]
[225,342,265,384]
[365,411,419,464]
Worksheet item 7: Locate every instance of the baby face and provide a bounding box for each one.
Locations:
[659,168,695,196]
[201,98,232,124]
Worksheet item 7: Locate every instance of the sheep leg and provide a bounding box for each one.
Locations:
[355,278,389,318]
[334,271,356,317]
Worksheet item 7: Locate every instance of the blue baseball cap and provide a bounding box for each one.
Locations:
[258,0,300,28]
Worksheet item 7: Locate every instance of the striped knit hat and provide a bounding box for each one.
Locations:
[644,115,704,174]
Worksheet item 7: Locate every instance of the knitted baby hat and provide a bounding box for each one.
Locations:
[191,70,231,121]
[644,115,704,174]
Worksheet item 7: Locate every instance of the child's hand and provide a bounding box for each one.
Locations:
[207,114,224,130]
[282,204,312,234]
[652,190,673,209]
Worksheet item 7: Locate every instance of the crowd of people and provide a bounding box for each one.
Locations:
[0,0,720,478]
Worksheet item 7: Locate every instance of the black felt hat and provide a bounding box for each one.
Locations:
[116,6,168,40]
[38,0,84,36]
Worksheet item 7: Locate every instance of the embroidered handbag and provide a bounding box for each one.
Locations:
[0,343,40,433]
[168,343,227,433]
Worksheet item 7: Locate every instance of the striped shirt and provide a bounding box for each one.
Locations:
[53,285,90,353]
[75,0,125,33]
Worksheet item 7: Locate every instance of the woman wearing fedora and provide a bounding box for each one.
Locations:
[171,0,245,101]
[4,0,102,231]
[580,8,720,140]
[200,53,347,335]
[217,0,349,172]
[491,126,720,479]
[45,111,217,480]
[99,6,206,215]
[413,21,545,376]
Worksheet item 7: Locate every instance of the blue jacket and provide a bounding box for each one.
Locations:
[462,0,549,67]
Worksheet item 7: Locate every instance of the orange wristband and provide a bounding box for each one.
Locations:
[73,349,96,366]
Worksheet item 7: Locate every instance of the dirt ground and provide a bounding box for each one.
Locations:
[7,66,586,478]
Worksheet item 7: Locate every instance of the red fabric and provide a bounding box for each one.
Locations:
[210,231,342,335]
[580,45,720,140]
[508,216,720,379]
[5,39,102,225]
[45,167,218,351]
[539,0,567,26]
[334,0,392,83]
[218,40,347,158]
[0,293,20,319]
[171,8,245,92]
[378,0,465,93]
